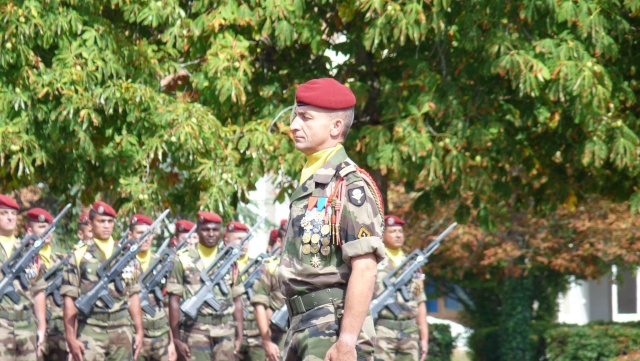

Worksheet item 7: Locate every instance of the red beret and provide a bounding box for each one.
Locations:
[27,208,53,223]
[92,201,116,218]
[130,214,153,226]
[279,219,287,229]
[296,78,356,110]
[175,219,195,233]
[384,215,406,227]
[78,212,90,225]
[0,194,19,211]
[226,221,249,233]
[269,229,279,242]
[197,212,222,224]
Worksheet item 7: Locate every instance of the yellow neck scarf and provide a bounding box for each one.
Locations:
[39,243,53,269]
[299,144,343,184]
[0,235,15,258]
[237,254,250,280]
[94,237,115,259]
[197,243,218,267]
[386,247,405,268]
[137,249,152,272]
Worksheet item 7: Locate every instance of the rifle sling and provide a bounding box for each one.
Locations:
[285,287,345,317]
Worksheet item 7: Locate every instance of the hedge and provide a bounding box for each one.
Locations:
[545,322,640,360]
[428,323,457,361]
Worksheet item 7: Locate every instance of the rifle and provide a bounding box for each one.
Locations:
[239,246,280,301]
[369,222,457,321]
[180,216,266,320]
[75,209,170,317]
[0,204,72,304]
[139,226,197,316]
[44,256,70,319]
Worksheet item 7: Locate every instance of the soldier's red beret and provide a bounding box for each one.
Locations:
[130,214,153,226]
[279,219,287,229]
[78,212,90,225]
[0,194,19,211]
[226,221,249,233]
[197,212,222,224]
[384,215,406,227]
[27,208,53,223]
[175,219,195,233]
[92,201,116,218]
[269,229,279,241]
[296,78,356,110]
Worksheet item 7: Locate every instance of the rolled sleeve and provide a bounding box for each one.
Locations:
[250,293,270,307]
[166,258,184,296]
[341,236,385,264]
[231,284,245,299]
[60,254,80,299]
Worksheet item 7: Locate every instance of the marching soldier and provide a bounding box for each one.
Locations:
[279,78,385,360]
[75,212,93,247]
[251,227,286,361]
[61,201,145,361]
[373,215,429,361]
[0,194,47,360]
[224,221,264,361]
[26,208,68,361]
[170,220,197,249]
[130,214,177,361]
[167,212,244,361]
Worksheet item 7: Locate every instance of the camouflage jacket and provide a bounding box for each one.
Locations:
[251,255,284,311]
[278,147,385,300]
[166,245,244,317]
[139,253,170,336]
[60,240,141,325]
[373,250,427,321]
[43,251,66,321]
[0,237,46,314]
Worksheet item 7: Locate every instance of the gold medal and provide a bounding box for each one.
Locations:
[302,244,311,255]
[311,234,320,244]
[321,246,330,256]
[321,225,330,235]
[311,244,320,254]
[302,233,311,244]
[322,237,330,246]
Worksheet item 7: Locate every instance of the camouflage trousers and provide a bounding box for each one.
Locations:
[43,317,68,361]
[237,335,265,361]
[182,321,236,361]
[374,319,419,361]
[77,321,133,361]
[0,315,38,361]
[138,332,170,361]
[283,303,375,361]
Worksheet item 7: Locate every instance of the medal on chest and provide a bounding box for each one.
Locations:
[25,258,39,280]
[300,197,332,267]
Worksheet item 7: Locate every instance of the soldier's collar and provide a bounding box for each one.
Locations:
[312,147,349,184]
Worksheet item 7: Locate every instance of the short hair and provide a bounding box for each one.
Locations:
[89,209,97,221]
[332,107,354,140]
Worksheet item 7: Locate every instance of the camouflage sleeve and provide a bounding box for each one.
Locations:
[417,290,427,303]
[231,283,245,299]
[250,263,270,307]
[60,254,81,298]
[128,261,141,295]
[31,263,47,294]
[166,257,184,296]
[340,175,385,264]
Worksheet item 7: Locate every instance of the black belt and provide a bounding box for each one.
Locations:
[286,288,345,317]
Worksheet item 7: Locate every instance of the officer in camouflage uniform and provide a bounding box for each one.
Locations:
[130,214,177,361]
[25,208,68,361]
[252,226,286,361]
[61,201,145,361]
[373,215,429,361]
[167,212,244,361]
[279,78,386,361]
[0,195,47,361]
[224,221,265,361]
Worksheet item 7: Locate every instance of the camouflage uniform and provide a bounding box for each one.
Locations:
[0,238,47,361]
[251,255,286,348]
[138,253,171,361]
[166,245,244,361]
[237,257,265,361]
[42,252,69,361]
[278,148,385,361]
[60,240,142,361]
[373,252,427,361]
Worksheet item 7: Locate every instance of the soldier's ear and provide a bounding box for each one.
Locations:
[330,118,344,138]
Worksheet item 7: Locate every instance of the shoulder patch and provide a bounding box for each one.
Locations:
[348,186,366,206]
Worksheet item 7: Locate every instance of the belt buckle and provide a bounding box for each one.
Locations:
[288,296,306,315]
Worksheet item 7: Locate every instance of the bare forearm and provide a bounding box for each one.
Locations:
[34,291,46,332]
[128,294,144,335]
[254,304,271,341]
[63,296,78,340]
[417,302,429,342]
[233,297,244,340]
[169,295,181,340]
[340,254,377,346]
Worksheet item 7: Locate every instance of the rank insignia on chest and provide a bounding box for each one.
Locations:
[348,186,366,206]
[300,196,332,264]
